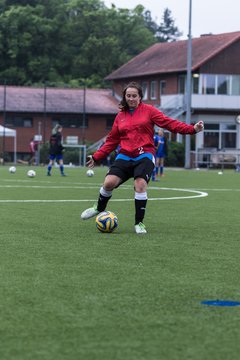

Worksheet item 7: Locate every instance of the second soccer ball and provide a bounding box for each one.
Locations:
[9,166,16,173]
[27,169,36,178]
[86,169,94,177]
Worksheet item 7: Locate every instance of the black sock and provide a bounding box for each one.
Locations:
[135,199,147,225]
[97,194,112,212]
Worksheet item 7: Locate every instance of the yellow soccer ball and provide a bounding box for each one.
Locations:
[96,211,118,233]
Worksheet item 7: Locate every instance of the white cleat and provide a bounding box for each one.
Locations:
[135,222,147,234]
[81,205,99,220]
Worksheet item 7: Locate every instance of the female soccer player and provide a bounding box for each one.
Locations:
[47,124,66,177]
[81,82,204,234]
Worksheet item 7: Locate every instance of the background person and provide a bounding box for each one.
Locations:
[28,138,37,165]
[81,82,204,234]
[47,124,66,176]
[152,129,168,180]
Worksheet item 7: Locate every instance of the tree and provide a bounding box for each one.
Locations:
[0,4,65,84]
[156,8,182,42]
[142,8,159,36]
[58,1,156,86]
[0,1,183,87]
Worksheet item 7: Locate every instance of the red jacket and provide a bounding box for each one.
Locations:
[93,103,196,162]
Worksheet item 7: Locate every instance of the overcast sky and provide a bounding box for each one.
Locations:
[104,0,239,39]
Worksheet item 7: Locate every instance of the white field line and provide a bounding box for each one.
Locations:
[1,183,238,191]
[0,184,208,202]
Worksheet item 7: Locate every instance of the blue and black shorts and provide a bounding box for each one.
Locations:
[107,157,154,184]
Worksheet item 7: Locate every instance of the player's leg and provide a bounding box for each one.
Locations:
[81,159,128,220]
[47,156,54,176]
[159,157,164,176]
[134,158,154,234]
[155,157,160,176]
[81,174,121,220]
[58,156,66,176]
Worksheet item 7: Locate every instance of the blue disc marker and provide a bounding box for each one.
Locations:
[201,300,240,307]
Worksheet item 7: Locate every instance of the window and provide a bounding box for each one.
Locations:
[142,82,148,100]
[199,74,240,95]
[177,74,240,95]
[221,124,236,131]
[202,74,215,94]
[178,74,199,94]
[150,81,157,99]
[6,116,32,128]
[221,132,236,148]
[53,116,88,128]
[217,75,230,95]
[192,74,199,94]
[204,131,219,148]
[220,124,236,148]
[232,75,240,95]
[204,124,219,148]
[159,80,166,96]
[204,124,219,130]
[203,123,236,149]
[178,75,185,94]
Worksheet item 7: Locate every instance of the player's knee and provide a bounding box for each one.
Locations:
[134,178,147,193]
[104,175,119,191]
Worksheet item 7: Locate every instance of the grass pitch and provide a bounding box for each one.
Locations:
[0,165,240,360]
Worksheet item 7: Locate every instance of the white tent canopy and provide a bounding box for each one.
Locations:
[0,125,17,163]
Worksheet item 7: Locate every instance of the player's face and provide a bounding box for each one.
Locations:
[125,87,141,109]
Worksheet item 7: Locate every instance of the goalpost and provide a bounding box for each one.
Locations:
[63,143,87,167]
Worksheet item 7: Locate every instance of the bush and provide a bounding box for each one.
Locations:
[40,143,50,164]
[63,148,81,165]
[40,143,82,165]
[165,141,185,167]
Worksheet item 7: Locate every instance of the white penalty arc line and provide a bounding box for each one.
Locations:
[148,187,208,201]
[0,188,208,203]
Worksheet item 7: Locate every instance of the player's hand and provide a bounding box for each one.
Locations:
[86,155,95,168]
[194,121,204,133]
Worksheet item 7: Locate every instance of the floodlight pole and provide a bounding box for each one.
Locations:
[184,0,192,169]
[2,81,6,165]
[43,84,47,144]
[82,84,86,144]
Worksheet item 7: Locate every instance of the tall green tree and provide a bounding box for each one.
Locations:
[0,4,65,84]
[0,0,182,86]
[156,8,182,42]
[50,0,156,86]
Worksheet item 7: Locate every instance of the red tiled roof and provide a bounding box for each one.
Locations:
[105,31,240,80]
[0,86,118,114]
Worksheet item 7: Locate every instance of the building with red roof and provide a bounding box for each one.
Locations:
[1,31,240,166]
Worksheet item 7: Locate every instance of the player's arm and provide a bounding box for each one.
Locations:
[91,121,120,163]
[86,118,120,167]
[152,107,204,134]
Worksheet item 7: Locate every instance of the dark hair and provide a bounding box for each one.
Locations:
[119,82,143,111]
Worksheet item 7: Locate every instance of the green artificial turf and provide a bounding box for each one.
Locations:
[0,165,240,360]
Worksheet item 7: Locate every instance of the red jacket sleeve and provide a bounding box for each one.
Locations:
[151,106,196,135]
[93,119,120,162]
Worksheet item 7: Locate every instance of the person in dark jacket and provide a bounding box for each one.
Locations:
[47,124,66,176]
